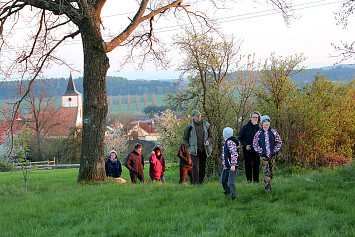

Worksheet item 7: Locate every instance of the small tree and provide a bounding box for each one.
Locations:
[109,95,113,112]
[255,53,305,163]
[152,92,156,106]
[135,94,140,111]
[144,93,148,108]
[104,127,128,161]
[333,1,355,63]
[61,126,82,164]
[168,29,241,175]
[156,110,188,162]
[118,94,122,111]
[127,94,131,111]
[150,110,155,119]
[22,80,63,161]
[14,127,31,191]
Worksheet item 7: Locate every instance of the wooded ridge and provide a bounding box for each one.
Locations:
[0,65,354,100]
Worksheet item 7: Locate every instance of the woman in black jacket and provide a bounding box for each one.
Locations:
[239,111,261,183]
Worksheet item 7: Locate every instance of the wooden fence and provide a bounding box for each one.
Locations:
[12,157,56,170]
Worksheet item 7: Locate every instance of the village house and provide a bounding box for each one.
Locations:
[127,119,160,142]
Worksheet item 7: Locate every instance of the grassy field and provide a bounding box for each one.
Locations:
[0,164,354,236]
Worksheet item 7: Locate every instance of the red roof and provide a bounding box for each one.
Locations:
[0,108,79,144]
[45,108,78,137]
[0,119,27,144]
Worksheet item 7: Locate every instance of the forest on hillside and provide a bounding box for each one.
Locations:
[291,65,355,84]
[0,76,177,100]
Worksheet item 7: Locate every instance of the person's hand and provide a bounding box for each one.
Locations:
[230,166,236,172]
[204,141,209,146]
[246,145,251,150]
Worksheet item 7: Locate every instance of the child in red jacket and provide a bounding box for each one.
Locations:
[149,147,166,182]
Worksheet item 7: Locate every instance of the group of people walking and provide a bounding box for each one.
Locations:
[105,109,282,200]
[105,143,166,184]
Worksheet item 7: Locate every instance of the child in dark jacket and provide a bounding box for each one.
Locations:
[221,127,239,201]
[105,150,126,183]
[177,144,193,184]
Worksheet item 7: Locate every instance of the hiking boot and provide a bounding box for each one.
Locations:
[223,191,230,196]
[231,195,237,201]
[265,186,272,193]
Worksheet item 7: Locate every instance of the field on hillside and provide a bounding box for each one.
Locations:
[0,164,354,236]
[0,93,166,116]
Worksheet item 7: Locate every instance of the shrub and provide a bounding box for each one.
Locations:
[0,161,13,172]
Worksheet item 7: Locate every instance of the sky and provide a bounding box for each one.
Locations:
[4,0,353,80]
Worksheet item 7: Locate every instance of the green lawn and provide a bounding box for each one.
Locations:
[0,164,354,236]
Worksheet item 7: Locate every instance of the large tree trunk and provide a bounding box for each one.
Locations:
[77,19,109,182]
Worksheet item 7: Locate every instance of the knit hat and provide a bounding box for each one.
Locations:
[223,127,234,140]
[109,150,117,156]
[191,110,201,117]
[260,115,271,124]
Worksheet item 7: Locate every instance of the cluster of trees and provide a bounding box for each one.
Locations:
[160,30,355,176]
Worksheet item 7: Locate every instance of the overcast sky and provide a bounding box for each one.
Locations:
[41,0,354,80]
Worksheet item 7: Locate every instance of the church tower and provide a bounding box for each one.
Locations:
[61,73,82,126]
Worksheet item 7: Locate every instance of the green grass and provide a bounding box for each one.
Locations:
[0,164,354,236]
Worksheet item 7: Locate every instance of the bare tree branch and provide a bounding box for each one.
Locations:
[9,30,79,152]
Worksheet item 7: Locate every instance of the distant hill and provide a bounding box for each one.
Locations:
[291,64,355,84]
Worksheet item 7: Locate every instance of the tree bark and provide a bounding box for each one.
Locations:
[77,18,109,182]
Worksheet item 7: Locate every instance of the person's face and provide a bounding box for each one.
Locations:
[250,114,259,125]
[156,150,161,156]
[262,120,270,130]
[110,152,117,159]
[135,147,142,154]
[193,114,202,123]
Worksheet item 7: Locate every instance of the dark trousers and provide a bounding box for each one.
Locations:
[191,151,207,184]
[129,171,146,183]
[151,178,161,182]
[221,168,238,198]
[243,150,260,182]
[179,166,193,184]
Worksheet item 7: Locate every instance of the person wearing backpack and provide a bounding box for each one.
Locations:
[182,110,212,184]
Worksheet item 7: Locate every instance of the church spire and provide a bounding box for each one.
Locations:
[64,73,81,95]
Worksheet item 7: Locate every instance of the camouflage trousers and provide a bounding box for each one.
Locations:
[260,156,275,192]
